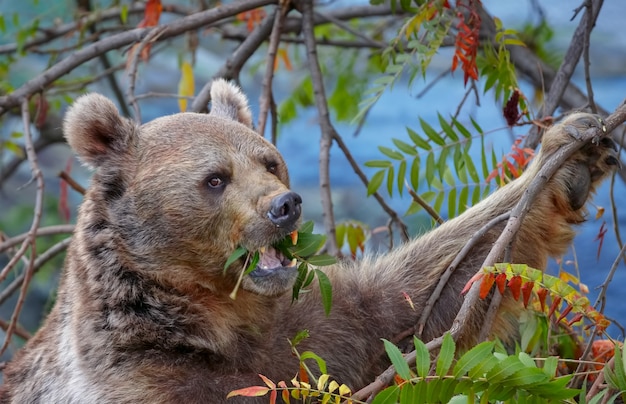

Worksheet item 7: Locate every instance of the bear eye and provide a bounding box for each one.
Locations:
[266,162,278,175]
[207,175,227,189]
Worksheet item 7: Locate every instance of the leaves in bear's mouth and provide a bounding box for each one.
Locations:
[224,220,336,315]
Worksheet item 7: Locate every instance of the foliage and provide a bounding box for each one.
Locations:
[365,114,490,219]
[378,333,580,403]
[225,221,336,315]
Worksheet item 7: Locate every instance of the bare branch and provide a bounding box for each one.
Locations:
[258,2,291,137]
[0,0,277,116]
[191,7,278,113]
[0,100,46,356]
[298,0,339,256]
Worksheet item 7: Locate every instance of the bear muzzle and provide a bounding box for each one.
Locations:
[267,191,302,229]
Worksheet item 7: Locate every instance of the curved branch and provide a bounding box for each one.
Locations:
[0,0,277,116]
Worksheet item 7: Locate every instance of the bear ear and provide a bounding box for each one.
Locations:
[63,94,135,168]
[209,78,253,128]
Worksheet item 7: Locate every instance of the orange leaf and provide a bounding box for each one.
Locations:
[278,381,290,403]
[537,288,548,312]
[507,275,522,300]
[274,48,292,72]
[461,272,484,295]
[177,61,195,112]
[237,9,267,32]
[521,281,533,308]
[138,0,162,28]
[298,364,309,384]
[259,374,276,390]
[495,273,507,295]
[227,386,270,398]
[479,273,495,299]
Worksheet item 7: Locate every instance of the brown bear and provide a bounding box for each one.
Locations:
[0,79,618,403]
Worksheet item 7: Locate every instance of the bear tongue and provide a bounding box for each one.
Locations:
[259,247,284,269]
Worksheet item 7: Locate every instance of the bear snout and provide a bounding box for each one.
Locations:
[267,191,302,229]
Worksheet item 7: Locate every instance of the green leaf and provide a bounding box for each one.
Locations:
[453,340,496,379]
[300,350,328,374]
[290,233,326,257]
[486,355,526,383]
[393,138,417,156]
[365,160,393,168]
[448,188,456,218]
[379,146,404,161]
[542,356,558,378]
[420,118,445,146]
[224,246,247,272]
[397,160,407,196]
[382,339,411,380]
[505,367,547,387]
[410,157,420,190]
[414,337,430,378]
[315,269,333,316]
[438,113,458,141]
[464,153,480,183]
[371,386,400,404]
[407,127,432,151]
[452,117,472,138]
[435,333,455,377]
[299,220,315,234]
[386,165,395,197]
[120,4,129,24]
[306,254,337,266]
[243,251,260,275]
[425,152,435,187]
[368,169,385,196]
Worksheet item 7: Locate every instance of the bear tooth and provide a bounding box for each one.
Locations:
[290,231,298,245]
[289,258,297,267]
[259,246,266,254]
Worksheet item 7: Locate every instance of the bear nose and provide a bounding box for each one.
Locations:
[268,191,302,228]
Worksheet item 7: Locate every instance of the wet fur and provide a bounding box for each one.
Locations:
[0,80,617,403]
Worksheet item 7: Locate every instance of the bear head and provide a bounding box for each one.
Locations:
[63,79,301,297]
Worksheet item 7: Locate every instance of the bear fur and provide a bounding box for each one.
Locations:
[0,79,618,403]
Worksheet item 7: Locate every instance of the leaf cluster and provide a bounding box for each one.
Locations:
[366,114,491,219]
[379,333,580,403]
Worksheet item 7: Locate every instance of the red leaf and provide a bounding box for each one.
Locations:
[298,363,309,384]
[537,288,548,312]
[495,273,507,295]
[548,296,562,319]
[567,313,583,326]
[479,273,495,299]
[507,275,522,300]
[556,304,574,323]
[227,386,270,398]
[594,221,607,260]
[138,0,162,28]
[521,281,533,308]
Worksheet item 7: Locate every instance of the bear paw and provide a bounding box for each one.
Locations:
[547,113,620,211]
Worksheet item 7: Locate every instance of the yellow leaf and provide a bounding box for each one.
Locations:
[178,61,194,112]
[559,271,579,284]
[596,206,605,219]
[339,384,351,396]
[317,374,330,391]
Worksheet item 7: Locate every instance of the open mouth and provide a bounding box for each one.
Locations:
[249,246,298,278]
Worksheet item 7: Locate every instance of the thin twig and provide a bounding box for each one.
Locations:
[0,225,75,253]
[416,212,510,337]
[59,171,86,195]
[298,0,340,256]
[191,10,278,113]
[0,100,45,356]
[258,2,290,137]
[406,186,444,225]
[0,237,72,307]
[126,27,167,122]
[0,0,277,116]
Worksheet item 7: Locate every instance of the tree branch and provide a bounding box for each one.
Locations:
[0,0,277,116]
